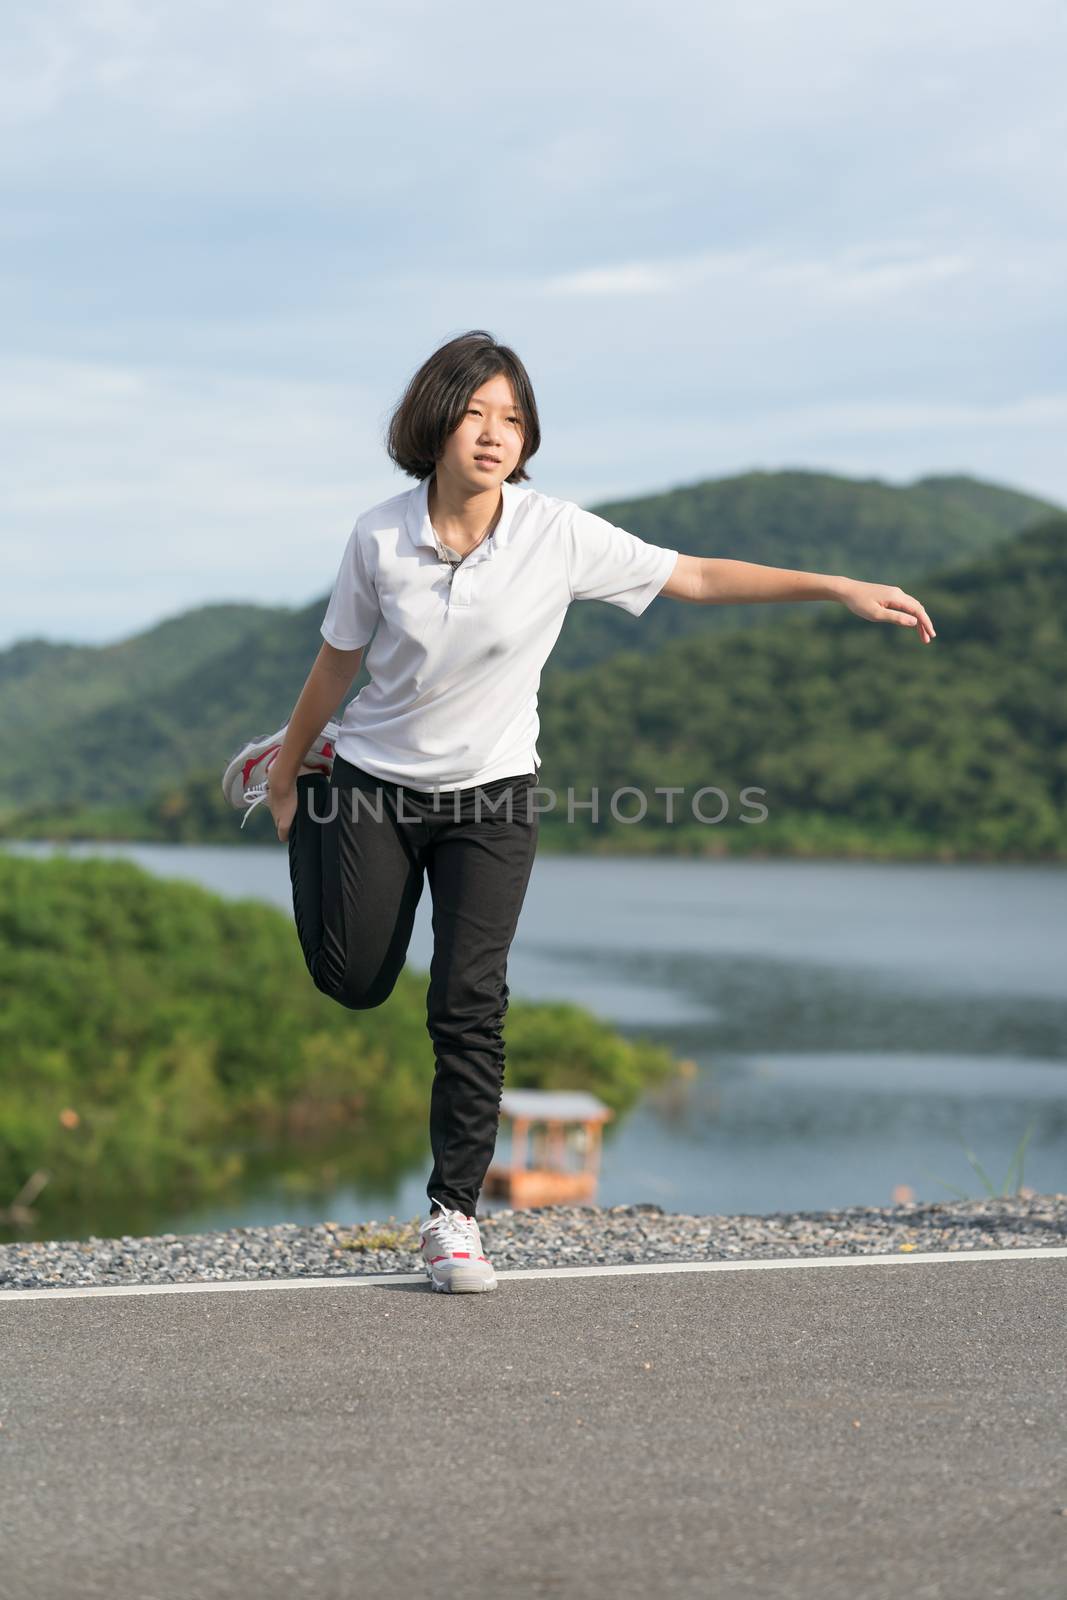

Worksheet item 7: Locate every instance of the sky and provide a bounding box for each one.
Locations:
[3,0,1066,649]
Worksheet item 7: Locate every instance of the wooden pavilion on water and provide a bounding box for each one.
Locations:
[482,1088,614,1208]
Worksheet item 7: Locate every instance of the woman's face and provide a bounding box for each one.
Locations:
[438,372,525,490]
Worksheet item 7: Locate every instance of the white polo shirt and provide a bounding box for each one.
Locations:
[319,473,679,791]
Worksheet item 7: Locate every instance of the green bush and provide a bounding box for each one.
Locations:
[0,852,677,1227]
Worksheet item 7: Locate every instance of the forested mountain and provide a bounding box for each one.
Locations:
[534,511,1067,858]
[1,603,273,735]
[553,468,1059,672]
[8,507,1061,859]
[0,469,1059,829]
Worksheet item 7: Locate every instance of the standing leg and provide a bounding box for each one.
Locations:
[423,779,540,1217]
[287,766,427,1010]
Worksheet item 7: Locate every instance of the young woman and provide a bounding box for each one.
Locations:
[221,328,936,1295]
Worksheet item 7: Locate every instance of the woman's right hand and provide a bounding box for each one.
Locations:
[268,776,298,843]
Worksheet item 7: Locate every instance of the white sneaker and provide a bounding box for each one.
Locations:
[419,1199,498,1294]
[220,719,341,830]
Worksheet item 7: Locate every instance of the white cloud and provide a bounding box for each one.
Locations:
[539,244,972,302]
[0,353,406,644]
[554,393,1067,515]
[1,0,1064,646]
[775,393,1067,436]
[761,249,971,302]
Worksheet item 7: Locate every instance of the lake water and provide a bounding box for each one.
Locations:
[8,842,1066,1229]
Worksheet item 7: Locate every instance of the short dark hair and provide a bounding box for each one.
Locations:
[385,329,541,484]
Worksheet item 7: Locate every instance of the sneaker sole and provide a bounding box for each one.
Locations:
[428,1266,498,1293]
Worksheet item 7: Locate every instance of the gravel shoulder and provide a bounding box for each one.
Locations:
[1,1193,1064,1292]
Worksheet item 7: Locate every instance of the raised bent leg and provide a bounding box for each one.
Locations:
[287,772,425,1010]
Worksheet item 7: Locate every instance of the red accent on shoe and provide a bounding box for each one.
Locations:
[242,744,281,788]
[322,741,334,759]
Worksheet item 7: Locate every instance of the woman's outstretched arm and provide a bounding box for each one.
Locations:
[658,553,936,643]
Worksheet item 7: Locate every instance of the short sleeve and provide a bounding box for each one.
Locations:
[320,521,381,649]
[565,503,679,616]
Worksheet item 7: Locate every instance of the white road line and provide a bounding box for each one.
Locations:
[1,1246,1064,1302]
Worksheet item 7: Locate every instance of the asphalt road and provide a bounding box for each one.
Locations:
[2,1255,1065,1599]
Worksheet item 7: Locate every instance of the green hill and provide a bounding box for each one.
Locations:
[0,602,274,736]
[906,473,1061,534]
[549,468,1060,671]
[533,512,1067,858]
[0,852,676,1237]
[0,469,1060,842]
[6,510,1065,859]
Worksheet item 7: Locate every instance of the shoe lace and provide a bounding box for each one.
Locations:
[425,1201,478,1253]
[239,737,337,833]
[240,785,270,831]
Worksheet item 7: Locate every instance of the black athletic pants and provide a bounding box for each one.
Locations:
[286,754,540,1218]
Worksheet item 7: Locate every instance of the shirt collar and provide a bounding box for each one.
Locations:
[406,473,520,556]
